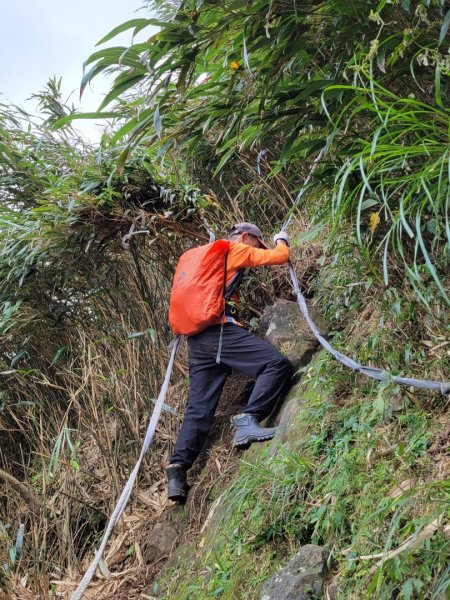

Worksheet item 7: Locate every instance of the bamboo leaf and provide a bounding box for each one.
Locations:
[51,346,67,367]
[53,112,120,129]
[243,35,251,72]
[153,104,162,138]
[435,66,443,107]
[14,524,25,558]
[10,349,27,368]
[415,210,450,304]
[361,198,378,211]
[382,230,392,286]
[96,19,154,46]
[399,196,415,239]
[149,398,177,416]
[110,111,153,145]
[84,46,134,68]
[439,9,450,46]
[98,75,146,111]
[294,224,325,245]
[80,64,105,98]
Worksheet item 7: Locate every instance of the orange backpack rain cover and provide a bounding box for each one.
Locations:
[169,240,231,336]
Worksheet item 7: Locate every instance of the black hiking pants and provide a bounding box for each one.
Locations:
[169,324,293,469]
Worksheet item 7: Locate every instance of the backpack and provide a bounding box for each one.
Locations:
[169,240,231,336]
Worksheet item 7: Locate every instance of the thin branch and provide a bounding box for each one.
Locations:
[0,468,42,518]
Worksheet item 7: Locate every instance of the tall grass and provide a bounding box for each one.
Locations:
[325,74,450,305]
[0,96,202,590]
[0,92,296,595]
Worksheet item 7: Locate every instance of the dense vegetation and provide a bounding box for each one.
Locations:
[158,357,449,599]
[1,0,449,598]
[71,0,450,302]
[0,81,202,589]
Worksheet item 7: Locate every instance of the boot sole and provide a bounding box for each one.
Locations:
[168,493,187,502]
[168,484,190,502]
[233,432,275,450]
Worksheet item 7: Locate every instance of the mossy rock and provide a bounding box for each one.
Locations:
[259,299,328,370]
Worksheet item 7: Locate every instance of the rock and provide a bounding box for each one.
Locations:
[264,382,308,455]
[259,300,327,370]
[387,393,404,414]
[266,395,304,457]
[326,579,340,600]
[259,544,329,600]
[273,396,304,440]
[143,506,185,565]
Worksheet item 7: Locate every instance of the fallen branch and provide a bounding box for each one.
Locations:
[357,516,444,575]
[0,467,42,518]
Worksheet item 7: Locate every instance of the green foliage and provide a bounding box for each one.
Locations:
[0,93,205,331]
[326,75,450,303]
[156,276,449,599]
[1,1,450,596]
[158,371,448,599]
[0,89,206,583]
[68,0,450,304]
[71,0,419,156]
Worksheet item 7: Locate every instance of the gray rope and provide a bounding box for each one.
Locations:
[282,146,449,394]
[203,220,216,243]
[288,263,450,395]
[71,336,181,600]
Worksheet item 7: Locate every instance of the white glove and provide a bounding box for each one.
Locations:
[273,231,290,246]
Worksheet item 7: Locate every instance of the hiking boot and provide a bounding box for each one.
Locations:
[232,413,276,450]
[166,464,190,502]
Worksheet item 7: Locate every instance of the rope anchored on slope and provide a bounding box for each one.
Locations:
[282,145,450,395]
[288,262,450,394]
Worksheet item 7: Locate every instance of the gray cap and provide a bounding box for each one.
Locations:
[229,222,268,249]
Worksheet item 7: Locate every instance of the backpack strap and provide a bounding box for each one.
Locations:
[217,253,246,363]
[224,269,244,301]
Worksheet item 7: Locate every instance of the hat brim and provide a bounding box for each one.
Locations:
[256,237,269,249]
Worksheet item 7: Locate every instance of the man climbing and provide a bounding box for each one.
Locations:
[166,223,292,501]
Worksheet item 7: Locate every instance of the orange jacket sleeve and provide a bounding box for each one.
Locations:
[227,241,289,271]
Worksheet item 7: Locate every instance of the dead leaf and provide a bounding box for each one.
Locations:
[200,494,224,534]
[388,479,415,499]
[368,212,380,232]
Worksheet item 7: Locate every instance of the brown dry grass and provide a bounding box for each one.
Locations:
[0,159,319,598]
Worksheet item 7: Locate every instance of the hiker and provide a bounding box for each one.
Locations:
[166,223,293,501]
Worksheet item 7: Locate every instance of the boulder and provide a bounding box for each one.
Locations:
[326,579,340,600]
[272,395,304,439]
[260,544,329,600]
[259,300,327,370]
